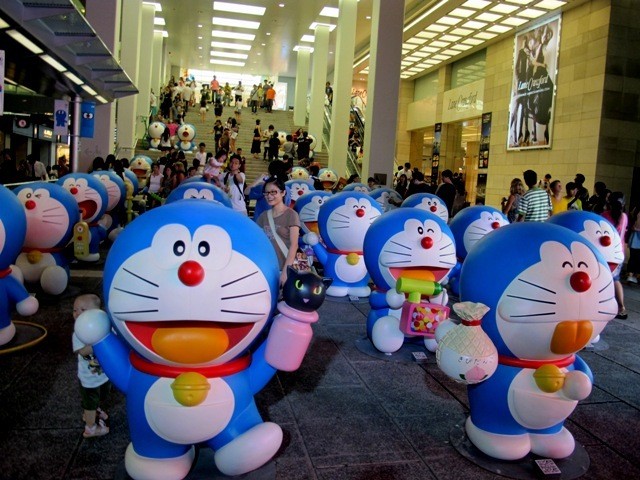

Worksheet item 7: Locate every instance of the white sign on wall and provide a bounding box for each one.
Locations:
[441,79,485,123]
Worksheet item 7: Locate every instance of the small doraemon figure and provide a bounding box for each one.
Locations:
[447,206,509,296]
[364,208,456,353]
[342,183,370,194]
[290,166,310,181]
[148,121,166,149]
[13,183,80,295]
[457,222,616,461]
[91,170,126,235]
[0,185,39,345]
[304,191,383,298]
[285,179,315,208]
[129,155,153,188]
[370,187,403,212]
[177,123,196,151]
[74,201,322,479]
[317,168,339,191]
[402,193,449,223]
[58,173,109,262]
[165,181,232,208]
[294,191,333,236]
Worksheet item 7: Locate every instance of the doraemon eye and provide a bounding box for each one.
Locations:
[17,189,34,201]
[197,241,210,256]
[33,188,50,199]
[418,226,424,235]
[191,225,233,270]
[173,240,186,256]
[151,224,192,268]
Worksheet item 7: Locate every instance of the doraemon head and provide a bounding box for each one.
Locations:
[547,211,624,271]
[103,201,279,367]
[370,187,402,212]
[402,193,449,222]
[182,175,204,184]
[148,121,166,140]
[278,131,287,146]
[91,171,126,212]
[364,208,456,291]
[177,124,196,151]
[460,223,616,360]
[318,168,338,191]
[318,192,383,251]
[166,182,232,208]
[13,182,79,249]
[0,184,27,268]
[342,183,370,194]
[130,155,153,186]
[123,169,139,196]
[290,167,309,180]
[294,191,332,235]
[57,173,108,223]
[449,206,509,260]
[285,179,315,204]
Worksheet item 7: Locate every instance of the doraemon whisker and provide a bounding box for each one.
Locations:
[599,296,615,304]
[221,290,267,300]
[390,240,411,250]
[509,312,556,318]
[43,206,62,212]
[113,287,159,300]
[335,212,350,219]
[329,219,350,224]
[221,270,259,288]
[112,309,160,314]
[123,268,159,287]
[517,277,556,294]
[506,294,556,305]
[598,279,613,293]
[382,250,411,257]
[386,260,412,265]
[440,243,453,250]
[220,309,264,316]
[41,220,64,225]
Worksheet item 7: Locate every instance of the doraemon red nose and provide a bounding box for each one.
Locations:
[430,206,437,212]
[70,187,78,195]
[178,260,205,286]
[421,237,434,249]
[599,236,612,246]
[25,200,36,210]
[569,271,591,292]
[356,208,365,217]
[491,221,500,229]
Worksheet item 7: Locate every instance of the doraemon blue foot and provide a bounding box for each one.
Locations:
[214,422,283,476]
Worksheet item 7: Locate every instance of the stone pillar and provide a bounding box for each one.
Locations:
[328,0,358,176]
[361,0,403,186]
[293,48,311,128]
[151,31,164,99]
[135,3,155,141]
[117,0,142,158]
[308,25,330,152]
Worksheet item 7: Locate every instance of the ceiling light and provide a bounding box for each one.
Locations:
[449,8,475,17]
[95,95,108,103]
[441,49,459,55]
[519,8,546,18]
[416,31,437,39]
[430,40,450,48]
[0,16,10,29]
[211,30,255,41]
[432,54,451,61]
[438,16,462,25]
[212,17,260,29]
[401,61,413,66]
[6,30,43,54]
[506,0,535,4]
[310,22,336,32]
[143,2,162,12]
[41,54,67,72]
[293,45,314,52]
[491,4,519,14]
[412,51,429,57]
[81,85,97,95]
[154,29,168,37]
[402,43,415,50]
[211,40,252,50]
[266,32,271,35]
[476,12,502,22]
[501,17,528,26]
[440,34,461,42]
[198,36,203,39]
[406,37,427,45]
[279,3,285,7]
[210,59,246,66]
[462,38,484,45]
[487,24,512,33]
[366,16,371,20]
[405,56,420,62]
[450,44,472,51]
[474,31,497,40]
[461,0,491,8]
[213,1,266,16]
[64,71,84,85]
[536,0,566,7]
[404,0,448,31]
[154,17,165,25]
[421,46,439,53]
[426,24,448,32]
[320,7,339,17]
[198,24,203,27]
[463,20,487,29]
[301,35,315,42]
[353,53,370,69]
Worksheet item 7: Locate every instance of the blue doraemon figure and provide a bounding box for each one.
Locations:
[369,187,402,213]
[364,208,456,353]
[73,201,321,479]
[177,124,197,151]
[0,185,39,345]
[446,206,508,296]
[402,193,449,223]
[130,155,153,188]
[285,179,314,208]
[342,183,370,194]
[91,170,126,236]
[294,191,332,237]
[58,173,109,262]
[304,191,382,298]
[456,222,616,460]
[13,183,80,295]
[166,181,232,208]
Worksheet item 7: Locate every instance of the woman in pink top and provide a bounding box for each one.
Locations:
[602,191,629,319]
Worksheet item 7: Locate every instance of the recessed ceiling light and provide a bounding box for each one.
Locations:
[451,28,473,36]
[420,46,439,53]
[401,61,413,66]
[198,46,203,49]
[432,54,451,61]
[440,35,461,42]
[406,37,426,45]
[437,16,461,25]
[309,22,336,32]
[506,0,535,4]
[474,31,497,40]
[415,31,437,39]
[198,36,203,39]
[64,71,84,85]
[257,52,261,55]
[211,40,252,50]
[430,40,450,48]
[211,30,255,41]
[261,43,266,46]
[320,6,339,17]
[301,35,315,42]
[6,30,43,54]
[266,32,271,36]
[449,8,475,17]
[405,56,420,62]
[154,17,165,26]
[462,38,484,46]
[491,3,519,14]
[210,59,246,66]
[279,3,285,7]
[487,24,512,33]
[536,0,566,8]
[329,51,334,54]
[41,54,67,72]
[213,1,266,16]
[81,85,97,95]
[412,51,429,58]
[143,2,162,12]
[212,17,260,29]
[95,95,108,103]
[198,24,203,28]
[441,49,459,55]
[501,17,528,26]
[293,45,314,52]
[154,29,168,37]
[463,20,487,29]
[461,0,491,8]
[450,43,472,51]
[366,16,371,20]
[425,24,448,32]
[476,12,502,22]
[519,8,546,18]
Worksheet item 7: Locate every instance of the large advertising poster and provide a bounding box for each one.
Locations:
[507,16,561,151]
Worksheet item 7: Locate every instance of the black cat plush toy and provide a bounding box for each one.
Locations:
[265,267,332,371]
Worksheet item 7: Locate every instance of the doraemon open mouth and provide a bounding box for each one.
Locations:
[305,221,320,234]
[78,200,97,220]
[126,320,253,364]
[390,266,449,283]
[132,169,147,177]
[608,262,617,272]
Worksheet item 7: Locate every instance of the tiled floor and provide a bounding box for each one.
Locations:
[1,269,639,480]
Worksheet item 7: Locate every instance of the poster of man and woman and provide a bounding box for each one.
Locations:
[507,16,561,151]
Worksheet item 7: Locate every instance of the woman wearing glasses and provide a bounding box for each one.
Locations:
[256,176,300,285]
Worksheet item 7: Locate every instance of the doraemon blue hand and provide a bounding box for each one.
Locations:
[74,201,316,479]
[458,222,616,460]
[0,185,39,345]
[305,192,382,298]
[166,181,232,208]
[13,183,79,295]
[364,208,456,353]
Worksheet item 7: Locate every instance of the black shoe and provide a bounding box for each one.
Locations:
[616,310,628,320]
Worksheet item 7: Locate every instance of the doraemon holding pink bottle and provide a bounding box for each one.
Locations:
[304,191,383,298]
[363,208,456,353]
[73,200,323,479]
[454,222,617,461]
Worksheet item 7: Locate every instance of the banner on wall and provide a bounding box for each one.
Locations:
[507,15,561,151]
[431,123,442,184]
[479,112,491,168]
[80,101,95,138]
[0,50,4,116]
[54,99,69,136]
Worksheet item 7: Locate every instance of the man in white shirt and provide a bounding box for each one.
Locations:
[223,156,246,214]
[181,84,193,114]
[194,143,207,165]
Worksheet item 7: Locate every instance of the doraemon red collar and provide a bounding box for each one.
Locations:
[22,247,63,253]
[327,248,363,256]
[498,354,575,369]
[0,268,12,279]
[130,351,251,378]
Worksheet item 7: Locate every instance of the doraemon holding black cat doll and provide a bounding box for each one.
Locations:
[74,201,323,479]
[0,185,39,345]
